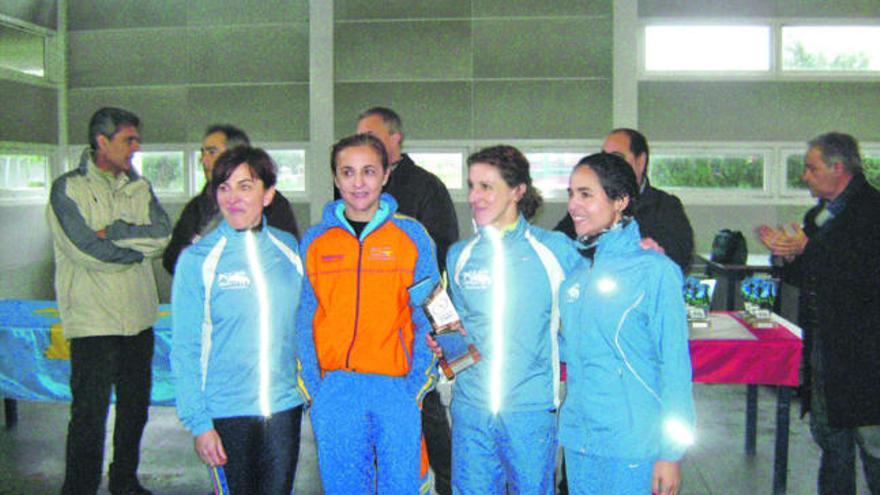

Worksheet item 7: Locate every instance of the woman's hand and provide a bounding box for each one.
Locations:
[194,429,228,467]
[426,332,444,358]
[639,236,665,254]
[652,460,681,495]
[426,325,468,358]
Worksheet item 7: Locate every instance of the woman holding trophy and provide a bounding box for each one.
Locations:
[441,145,582,494]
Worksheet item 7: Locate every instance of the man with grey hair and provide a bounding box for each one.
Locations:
[48,107,172,495]
[758,132,880,494]
[162,124,299,273]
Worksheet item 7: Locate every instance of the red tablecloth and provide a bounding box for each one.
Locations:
[689,312,802,387]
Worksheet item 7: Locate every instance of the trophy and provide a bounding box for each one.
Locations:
[740,276,776,328]
[684,276,715,329]
[409,278,480,379]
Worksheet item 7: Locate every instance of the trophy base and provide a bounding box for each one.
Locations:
[689,319,711,329]
[439,345,481,380]
[739,311,776,329]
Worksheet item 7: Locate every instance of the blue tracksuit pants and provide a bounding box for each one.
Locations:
[310,371,423,494]
[563,449,654,495]
[451,401,557,495]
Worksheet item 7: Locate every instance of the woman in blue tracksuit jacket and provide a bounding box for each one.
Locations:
[171,147,305,495]
[446,145,582,495]
[558,152,695,495]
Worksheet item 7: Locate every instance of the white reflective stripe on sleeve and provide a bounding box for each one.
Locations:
[200,237,227,390]
[245,231,272,417]
[453,235,480,287]
[524,230,566,408]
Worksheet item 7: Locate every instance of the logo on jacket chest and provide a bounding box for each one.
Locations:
[367,246,395,262]
[460,269,491,290]
[564,282,581,303]
[217,270,251,290]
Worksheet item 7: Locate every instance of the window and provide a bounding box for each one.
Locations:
[409,151,465,190]
[132,151,185,195]
[785,150,880,191]
[526,152,584,198]
[266,149,306,192]
[784,152,807,191]
[0,22,47,78]
[644,25,770,72]
[866,154,880,189]
[0,153,48,191]
[782,26,880,72]
[189,147,307,194]
[650,151,766,190]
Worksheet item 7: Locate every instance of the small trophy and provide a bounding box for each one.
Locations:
[740,276,776,328]
[409,278,480,380]
[684,277,715,329]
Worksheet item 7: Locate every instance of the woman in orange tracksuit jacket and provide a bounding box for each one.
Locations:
[296,133,440,494]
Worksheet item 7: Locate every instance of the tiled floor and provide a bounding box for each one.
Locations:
[0,384,871,494]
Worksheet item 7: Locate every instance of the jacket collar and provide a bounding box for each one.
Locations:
[217,215,268,240]
[79,147,141,185]
[592,218,642,258]
[475,214,528,242]
[321,192,399,240]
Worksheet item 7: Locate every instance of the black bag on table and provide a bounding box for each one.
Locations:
[710,229,748,265]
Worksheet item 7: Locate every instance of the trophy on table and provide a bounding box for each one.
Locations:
[684,276,716,329]
[409,278,480,380]
[740,276,777,328]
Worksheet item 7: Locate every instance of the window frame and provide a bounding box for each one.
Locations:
[779,145,812,197]
[404,142,470,195]
[188,141,311,199]
[131,144,190,201]
[641,22,774,78]
[779,23,880,78]
[261,142,310,199]
[0,14,58,86]
[639,18,880,82]
[647,142,775,204]
[639,18,776,81]
[0,141,56,204]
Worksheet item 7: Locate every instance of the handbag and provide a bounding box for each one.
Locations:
[710,229,747,265]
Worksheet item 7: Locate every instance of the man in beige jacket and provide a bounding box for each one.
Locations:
[47,107,171,495]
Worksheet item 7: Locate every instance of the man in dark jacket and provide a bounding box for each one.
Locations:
[162,124,299,273]
[555,128,694,273]
[355,107,458,495]
[758,132,880,495]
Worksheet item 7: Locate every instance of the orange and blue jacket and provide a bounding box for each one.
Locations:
[296,194,440,403]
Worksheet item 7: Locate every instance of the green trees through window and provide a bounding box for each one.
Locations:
[651,154,764,189]
[133,152,184,193]
[786,154,880,190]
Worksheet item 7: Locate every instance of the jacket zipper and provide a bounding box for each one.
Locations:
[344,237,364,368]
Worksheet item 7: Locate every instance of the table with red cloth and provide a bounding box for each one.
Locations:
[690,311,802,495]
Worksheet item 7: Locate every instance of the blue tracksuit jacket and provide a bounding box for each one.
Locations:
[558,219,695,462]
[171,219,305,436]
[447,216,582,412]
